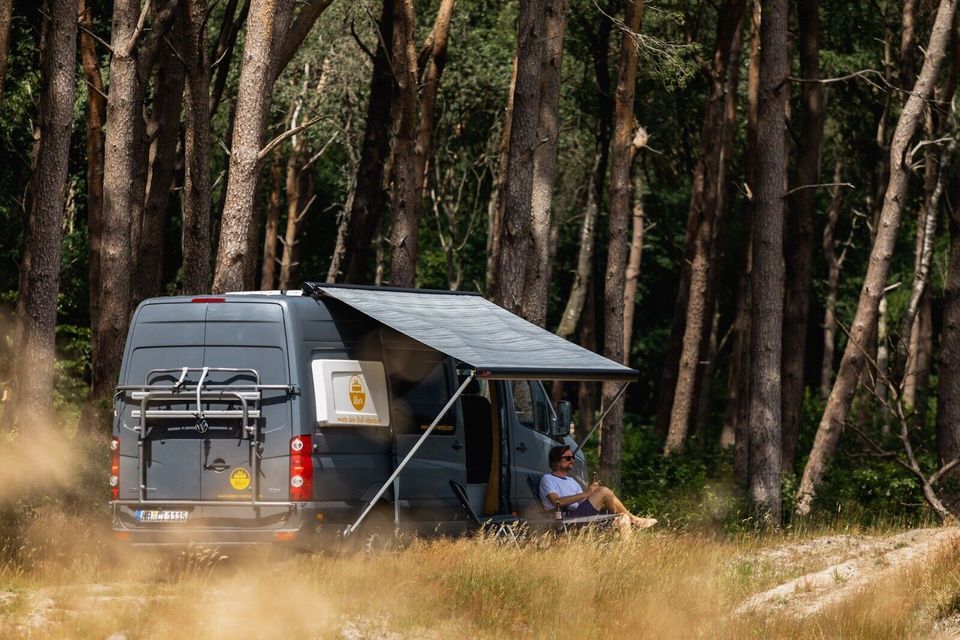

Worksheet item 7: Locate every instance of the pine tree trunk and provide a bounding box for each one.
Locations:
[278,135,314,290]
[599,0,643,491]
[327,0,394,284]
[0,0,11,107]
[494,0,547,318]
[781,0,825,472]
[181,0,213,295]
[820,160,845,396]
[260,149,284,289]
[663,0,745,454]
[795,0,957,516]
[485,56,518,296]
[386,0,421,288]
[724,0,760,480]
[523,0,567,326]
[622,155,645,356]
[78,0,106,377]
[938,206,960,465]
[556,14,612,339]
[212,0,295,293]
[136,33,185,303]
[556,152,601,339]
[94,0,148,399]
[747,0,788,523]
[11,0,77,429]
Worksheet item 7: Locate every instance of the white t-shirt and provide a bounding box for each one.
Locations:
[539,473,583,510]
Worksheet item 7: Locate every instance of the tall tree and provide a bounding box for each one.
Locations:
[327,0,394,284]
[522,0,567,325]
[181,0,214,295]
[11,0,77,428]
[662,0,746,453]
[0,0,11,107]
[747,0,788,523]
[260,149,284,290]
[212,0,332,292]
[493,0,546,319]
[484,56,518,296]
[134,28,185,302]
[599,0,643,490]
[93,0,178,401]
[388,0,456,288]
[819,159,847,396]
[212,0,295,292]
[781,0,825,471]
[385,0,421,287]
[795,0,957,516]
[78,0,106,376]
[938,163,960,466]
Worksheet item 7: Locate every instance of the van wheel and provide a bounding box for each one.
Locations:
[361,513,397,554]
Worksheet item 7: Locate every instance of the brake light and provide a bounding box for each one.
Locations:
[109,436,120,500]
[191,297,226,303]
[289,435,313,501]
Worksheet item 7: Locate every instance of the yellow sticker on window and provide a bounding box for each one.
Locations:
[229,467,251,491]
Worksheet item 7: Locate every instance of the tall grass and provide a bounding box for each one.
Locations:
[0,519,957,639]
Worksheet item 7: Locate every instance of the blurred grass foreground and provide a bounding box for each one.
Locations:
[0,513,959,638]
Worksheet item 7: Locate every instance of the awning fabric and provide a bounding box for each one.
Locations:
[304,283,638,381]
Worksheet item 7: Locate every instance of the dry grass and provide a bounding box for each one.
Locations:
[0,418,954,637]
[0,516,957,639]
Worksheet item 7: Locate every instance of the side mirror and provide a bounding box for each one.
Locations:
[554,401,572,437]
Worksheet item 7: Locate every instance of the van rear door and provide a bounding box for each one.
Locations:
[119,301,291,504]
[121,303,206,500]
[201,302,291,502]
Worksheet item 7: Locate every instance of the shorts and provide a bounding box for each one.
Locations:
[570,499,599,517]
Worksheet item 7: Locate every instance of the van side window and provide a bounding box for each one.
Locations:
[510,380,552,434]
[387,354,455,435]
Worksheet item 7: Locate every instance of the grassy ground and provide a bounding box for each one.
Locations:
[1,509,959,639]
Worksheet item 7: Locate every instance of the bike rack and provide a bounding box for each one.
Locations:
[115,367,298,505]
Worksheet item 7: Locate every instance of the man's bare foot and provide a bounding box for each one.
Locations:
[630,516,657,529]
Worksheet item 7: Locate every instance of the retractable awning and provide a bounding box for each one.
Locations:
[302,283,638,381]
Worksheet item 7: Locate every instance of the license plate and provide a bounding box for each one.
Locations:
[135,510,189,522]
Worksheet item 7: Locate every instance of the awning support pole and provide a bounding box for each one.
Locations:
[344,370,477,538]
[572,381,630,456]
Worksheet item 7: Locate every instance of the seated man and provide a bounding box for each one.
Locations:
[539,445,656,528]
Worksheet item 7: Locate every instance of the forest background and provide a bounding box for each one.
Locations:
[2,0,960,530]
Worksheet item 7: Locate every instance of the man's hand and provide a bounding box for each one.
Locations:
[587,481,601,495]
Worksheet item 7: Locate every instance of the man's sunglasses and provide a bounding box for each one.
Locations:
[559,455,575,461]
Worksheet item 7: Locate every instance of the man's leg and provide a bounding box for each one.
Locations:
[588,487,656,528]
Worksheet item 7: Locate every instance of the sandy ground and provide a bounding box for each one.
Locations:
[735,527,960,635]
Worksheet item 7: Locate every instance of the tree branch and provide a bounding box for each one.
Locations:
[257,115,326,163]
[273,0,336,82]
[783,182,855,197]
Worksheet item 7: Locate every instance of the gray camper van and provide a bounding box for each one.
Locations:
[110,284,637,547]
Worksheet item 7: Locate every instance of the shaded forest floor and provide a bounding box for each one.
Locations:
[1,514,960,638]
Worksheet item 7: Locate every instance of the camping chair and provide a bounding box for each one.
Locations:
[527,475,555,515]
[449,480,523,542]
[525,475,619,531]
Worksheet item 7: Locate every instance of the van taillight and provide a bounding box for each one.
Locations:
[109,437,120,500]
[191,297,225,303]
[289,435,313,501]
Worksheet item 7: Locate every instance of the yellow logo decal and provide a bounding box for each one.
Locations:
[229,467,251,491]
[349,375,366,411]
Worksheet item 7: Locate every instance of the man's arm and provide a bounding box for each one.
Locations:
[546,487,595,508]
